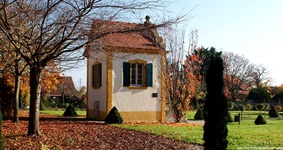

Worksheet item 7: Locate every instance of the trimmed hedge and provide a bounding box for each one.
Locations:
[194,108,204,120]
[254,114,267,125]
[227,112,233,123]
[105,106,123,124]
[269,106,279,118]
[63,104,78,117]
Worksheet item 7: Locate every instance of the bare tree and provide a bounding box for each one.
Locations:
[222,52,254,101]
[0,0,184,135]
[252,64,271,88]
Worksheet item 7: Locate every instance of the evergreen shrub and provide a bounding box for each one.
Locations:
[227,112,233,123]
[194,108,204,120]
[203,49,228,150]
[254,114,267,125]
[105,106,123,124]
[269,106,279,118]
[238,104,245,111]
[40,101,47,110]
[63,104,78,117]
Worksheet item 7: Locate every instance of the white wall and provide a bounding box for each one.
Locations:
[87,51,107,111]
[112,53,162,112]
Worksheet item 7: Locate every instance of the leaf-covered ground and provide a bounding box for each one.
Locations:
[3,111,204,150]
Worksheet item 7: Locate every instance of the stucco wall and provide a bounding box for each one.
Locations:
[87,51,107,112]
[112,53,162,112]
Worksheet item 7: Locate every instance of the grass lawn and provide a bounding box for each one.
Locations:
[115,111,283,149]
[40,109,86,116]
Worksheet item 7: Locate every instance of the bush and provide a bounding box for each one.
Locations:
[227,102,234,111]
[254,114,267,125]
[246,103,252,111]
[194,108,204,120]
[227,112,233,123]
[63,104,78,117]
[104,106,123,124]
[203,49,228,149]
[40,101,47,110]
[238,104,245,111]
[275,105,282,112]
[269,106,279,118]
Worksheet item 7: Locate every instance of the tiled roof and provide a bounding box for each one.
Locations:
[88,19,164,51]
[102,32,159,50]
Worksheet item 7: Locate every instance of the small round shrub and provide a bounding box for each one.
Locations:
[269,106,279,118]
[63,104,78,117]
[194,108,204,120]
[105,106,123,124]
[238,104,245,111]
[254,114,267,125]
[275,105,282,112]
[227,112,233,123]
[245,103,252,111]
[227,102,234,111]
[40,101,47,110]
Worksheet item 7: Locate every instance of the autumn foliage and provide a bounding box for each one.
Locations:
[2,111,203,149]
[164,58,199,122]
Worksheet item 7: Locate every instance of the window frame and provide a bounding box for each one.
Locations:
[129,59,147,88]
[123,60,153,89]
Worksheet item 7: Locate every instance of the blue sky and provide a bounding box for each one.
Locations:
[65,0,283,88]
[168,0,283,86]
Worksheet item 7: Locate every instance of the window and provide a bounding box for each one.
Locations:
[131,63,143,86]
[123,60,153,88]
[92,62,102,88]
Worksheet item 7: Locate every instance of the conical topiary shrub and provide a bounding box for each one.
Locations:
[227,112,233,123]
[63,104,78,117]
[269,106,279,118]
[105,106,123,124]
[194,108,204,120]
[40,101,47,110]
[254,114,267,125]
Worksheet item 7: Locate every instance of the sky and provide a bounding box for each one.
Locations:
[65,0,283,88]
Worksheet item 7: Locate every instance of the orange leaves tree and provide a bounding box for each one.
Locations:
[185,47,211,109]
[163,28,200,122]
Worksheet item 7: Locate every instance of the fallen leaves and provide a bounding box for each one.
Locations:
[2,111,204,149]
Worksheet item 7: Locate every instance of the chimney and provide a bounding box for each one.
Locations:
[144,15,152,27]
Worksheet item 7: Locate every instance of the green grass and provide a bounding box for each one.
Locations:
[114,111,283,149]
[40,109,86,116]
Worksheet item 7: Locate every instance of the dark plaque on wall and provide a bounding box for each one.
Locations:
[152,93,158,97]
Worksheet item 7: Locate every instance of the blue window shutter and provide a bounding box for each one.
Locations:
[146,63,153,87]
[123,62,130,86]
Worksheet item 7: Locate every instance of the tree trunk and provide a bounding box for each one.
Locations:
[13,75,20,122]
[28,65,42,136]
